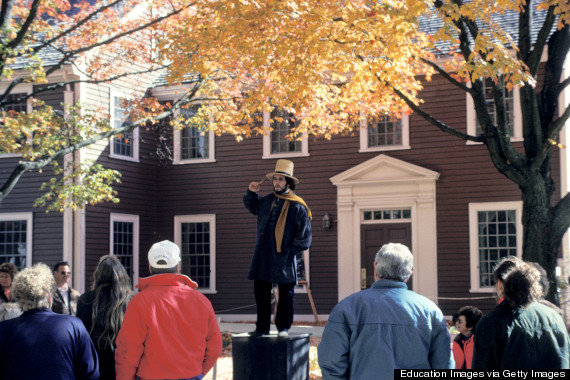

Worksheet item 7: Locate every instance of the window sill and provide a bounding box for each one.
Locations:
[109,153,140,163]
[466,137,523,146]
[359,145,411,153]
[263,152,310,159]
[173,158,217,165]
[0,153,23,158]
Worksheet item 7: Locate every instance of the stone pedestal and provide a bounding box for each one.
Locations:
[231,333,311,380]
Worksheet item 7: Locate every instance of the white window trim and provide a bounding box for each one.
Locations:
[466,85,523,145]
[0,212,33,268]
[359,113,410,153]
[0,84,33,158]
[109,89,139,162]
[172,107,216,165]
[468,201,523,293]
[262,110,309,159]
[174,214,217,294]
[109,213,140,288]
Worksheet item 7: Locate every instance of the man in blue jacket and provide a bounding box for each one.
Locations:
[244,159,312,337]
[0,263,99,380]
[318,243,453,379]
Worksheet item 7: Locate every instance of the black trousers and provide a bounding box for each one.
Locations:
[254,279,295,333]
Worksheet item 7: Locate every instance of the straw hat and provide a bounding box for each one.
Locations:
[266,159,299,184]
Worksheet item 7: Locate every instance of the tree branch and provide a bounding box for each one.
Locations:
[0,0,15,30]
[530,102,570,173]
[551,192,570,242]
[421,58,472,93]
[389,82,482,142]
[30,0,125,54]
[5,0,41,50]
[525,6,557,75]
[0,78,209,202]
[38,3,191,80]
[0,64,172,109]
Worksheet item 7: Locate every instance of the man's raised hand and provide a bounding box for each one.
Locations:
[249,178,265,192]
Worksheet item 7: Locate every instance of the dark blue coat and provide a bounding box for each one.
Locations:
[472,300,570,369]
[244,189,312,284]
[0,307,99,379]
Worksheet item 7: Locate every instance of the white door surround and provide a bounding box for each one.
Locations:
[330,154,440,302]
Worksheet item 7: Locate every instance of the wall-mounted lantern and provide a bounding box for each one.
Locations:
[322,212,332,229]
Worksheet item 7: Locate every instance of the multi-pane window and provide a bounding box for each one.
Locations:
[4,93,28,113]
[363,208,412,221]
[469,202,522,291]
[476,77,514,135]
[175,214,215,293]
[368,115,402,148]
[359,114,409,152]
[270,108,301,154]
[112,221,134,280]
[0,220,28,269]
[0,214,32,270]
[110,213,138,286]
[112,95,133,157]
[181,106,209,159]
[477,210,518,287]
[180,222,211,289]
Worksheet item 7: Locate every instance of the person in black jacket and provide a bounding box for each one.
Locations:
[77,255,132,380]
[472,257,569,369]
[51,261,80,315]
[244,159,312,337]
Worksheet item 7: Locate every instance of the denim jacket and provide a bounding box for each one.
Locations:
[318,279,453,379]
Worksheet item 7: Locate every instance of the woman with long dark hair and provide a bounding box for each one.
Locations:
[77,255,132,380]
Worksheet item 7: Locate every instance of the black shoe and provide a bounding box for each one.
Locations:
[248,330,268,337]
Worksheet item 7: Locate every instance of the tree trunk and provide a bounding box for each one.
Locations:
[521,182,561,304]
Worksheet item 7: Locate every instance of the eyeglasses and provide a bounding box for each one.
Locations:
[60,271,71,275]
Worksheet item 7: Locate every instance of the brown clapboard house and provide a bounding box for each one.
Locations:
[0,16,568,320]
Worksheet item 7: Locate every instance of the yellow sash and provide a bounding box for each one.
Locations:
[274,192,312,253]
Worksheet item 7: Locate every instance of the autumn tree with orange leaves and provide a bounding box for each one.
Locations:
[156,0,569,302]
[0,0,197,210]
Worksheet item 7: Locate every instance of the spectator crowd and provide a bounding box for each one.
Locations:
[0,240,568,380]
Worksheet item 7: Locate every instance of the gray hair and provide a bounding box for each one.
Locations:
[12,263,56,312]
[0,303,22,321]
[374,243,413,282]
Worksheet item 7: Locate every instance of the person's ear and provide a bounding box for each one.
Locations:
[373,262,379,282]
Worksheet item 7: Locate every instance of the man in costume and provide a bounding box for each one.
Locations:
[244,159,312,337]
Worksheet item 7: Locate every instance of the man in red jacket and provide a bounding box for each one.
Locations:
[115,240,222,380]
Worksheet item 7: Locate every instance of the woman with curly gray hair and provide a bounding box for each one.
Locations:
[472,258,570,369]
[0,263,99,379]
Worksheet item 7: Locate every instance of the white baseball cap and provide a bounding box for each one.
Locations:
[148,240,181,268]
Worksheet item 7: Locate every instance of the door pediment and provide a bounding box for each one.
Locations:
[330,154,440,186]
